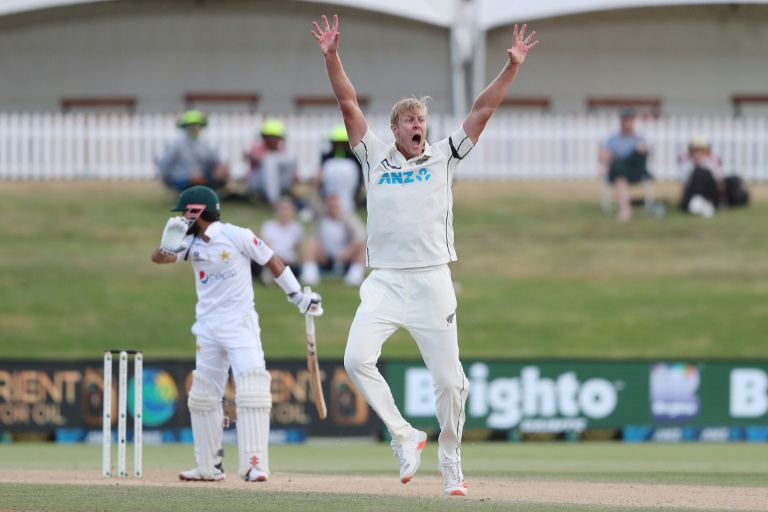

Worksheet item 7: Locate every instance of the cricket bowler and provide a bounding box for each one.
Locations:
[312,14,537,496]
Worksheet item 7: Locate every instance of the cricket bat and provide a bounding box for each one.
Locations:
[304,286,327,419]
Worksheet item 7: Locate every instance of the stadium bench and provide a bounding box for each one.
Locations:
[60,96,137,113]
[499,97,551,112]
[731,94,768,117]
[184,92,260,113]
[294,95,369,113]
[586,96,662,117]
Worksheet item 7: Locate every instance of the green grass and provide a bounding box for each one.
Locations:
[1,180,767,360]
[0,485,697,512]
[0,442,766,511]
[2,442,767,485]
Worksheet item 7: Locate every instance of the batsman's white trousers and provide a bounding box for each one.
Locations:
[192,310,267,396]
[344,264,469,465]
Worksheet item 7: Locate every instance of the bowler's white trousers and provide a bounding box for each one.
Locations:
[344,264,469,465]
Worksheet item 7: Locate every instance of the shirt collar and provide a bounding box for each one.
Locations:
[388,140,433,163]
[202,221,222,240]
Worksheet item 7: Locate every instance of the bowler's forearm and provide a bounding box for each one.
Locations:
[471,62,520,115]
[325,53,360,113]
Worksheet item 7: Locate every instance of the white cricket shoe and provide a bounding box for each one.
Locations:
[391,429,427,484]
[178,463,226,482]
[441,463,468,496]
[437,448,467,488]
[244,467,269,482]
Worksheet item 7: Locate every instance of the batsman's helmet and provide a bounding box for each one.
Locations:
[329,125,348,143]
[261,118,286,138]
[171,186,220,214]
[178,110,208,128]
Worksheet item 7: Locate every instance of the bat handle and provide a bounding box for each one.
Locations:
[303,286,315,334]
[305,312,315,335]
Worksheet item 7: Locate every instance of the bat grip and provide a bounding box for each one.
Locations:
[305,313,315,335]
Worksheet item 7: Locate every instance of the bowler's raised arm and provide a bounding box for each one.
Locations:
[312,14,367,147]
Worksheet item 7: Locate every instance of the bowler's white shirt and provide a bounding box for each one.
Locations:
[174,221,274,319]
[352,126,474,269]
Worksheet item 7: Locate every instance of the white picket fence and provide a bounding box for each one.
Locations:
[1,112,767,182]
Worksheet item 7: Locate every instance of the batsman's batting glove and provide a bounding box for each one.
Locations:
[288,291,323,316]
[159,216,189,255]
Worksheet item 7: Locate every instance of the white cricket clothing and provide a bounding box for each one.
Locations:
[235,369,272,478]
[321,156,360,213]
[344,265,468,464]
[316,217,351,258]
[352,126,474,269]
[187,371,224,478]
[172,221,275,473]
[192,310,266,395]
[260,219,303,264]
[174,222,274,320]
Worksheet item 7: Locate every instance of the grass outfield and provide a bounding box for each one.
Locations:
[1,179,766,361]
[0,442,767,511]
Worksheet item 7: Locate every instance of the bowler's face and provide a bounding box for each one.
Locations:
[392,108,427,160]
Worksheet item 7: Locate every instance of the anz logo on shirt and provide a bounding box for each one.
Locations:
[377,168,431,185]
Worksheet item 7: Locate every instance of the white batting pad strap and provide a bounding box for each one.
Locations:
[188,371,223,478]
[236,369,272,478]
[274,266,301,296]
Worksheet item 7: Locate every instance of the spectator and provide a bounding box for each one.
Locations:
[244,118,298,207]
[301,194,366,287]
[678,136,722,217]
[252,198,305,283]
[316,125,363,213]
[156,110,230,192]
[599,107,651,222]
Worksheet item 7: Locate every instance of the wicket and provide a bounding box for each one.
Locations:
[102,350,143,478]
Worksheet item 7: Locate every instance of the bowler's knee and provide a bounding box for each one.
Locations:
[434,373,469,398]
[343,347,371,377]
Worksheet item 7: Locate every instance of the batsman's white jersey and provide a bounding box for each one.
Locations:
[173,221,274,392]
[346,126,473,466]
[176,222,274,320]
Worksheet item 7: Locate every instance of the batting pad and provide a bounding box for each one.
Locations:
[188,371,224,479]
[235,369,272,478]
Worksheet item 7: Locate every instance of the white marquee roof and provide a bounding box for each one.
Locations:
[2,0,767,29]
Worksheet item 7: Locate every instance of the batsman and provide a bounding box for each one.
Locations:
[151,185,322,482]
[312,15,537,496]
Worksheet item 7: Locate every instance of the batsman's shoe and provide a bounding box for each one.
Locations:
[441,463,468,496]
[244,467,269,482]
[391,429,427,484]
[178,463,226,482]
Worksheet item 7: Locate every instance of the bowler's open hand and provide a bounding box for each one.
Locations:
[312,14,340,56]
[508,24,538,66]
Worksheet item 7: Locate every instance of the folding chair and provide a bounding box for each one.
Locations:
[600,176,656,215]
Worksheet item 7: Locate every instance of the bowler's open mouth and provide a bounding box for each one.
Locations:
[411,134,422,145]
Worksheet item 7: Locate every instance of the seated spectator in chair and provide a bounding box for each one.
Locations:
[243,119,298,208]
[252,198,305,284]
[677,137,722,218]
[156,110,230,192]
[301,195,366,287]
[599,107,651,222]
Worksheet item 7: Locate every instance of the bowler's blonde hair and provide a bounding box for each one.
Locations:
[390,96,431,125]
